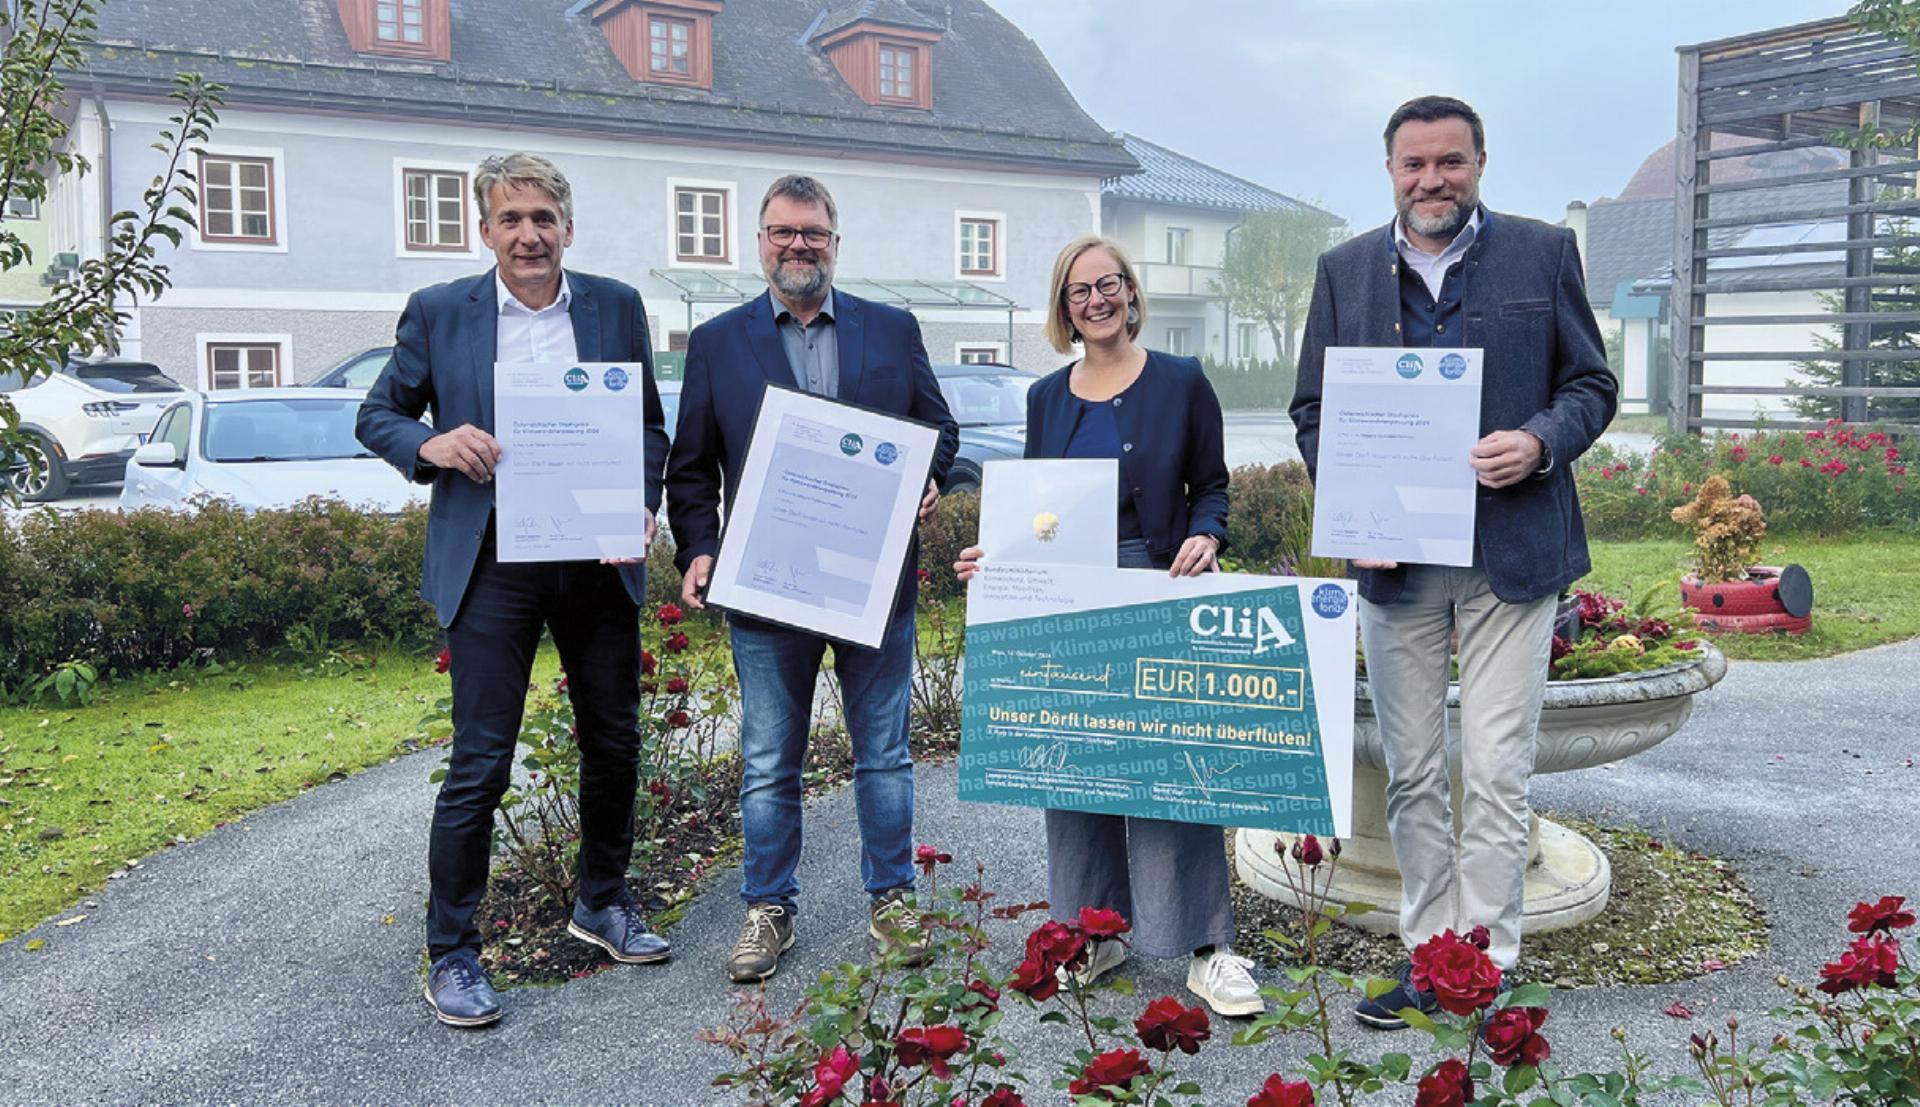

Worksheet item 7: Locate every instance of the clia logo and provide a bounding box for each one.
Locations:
[1189,602,1296,654]
[839,433,863,456]
[1395,353,1424,379]
[563,367,590,392]
[603,366,630,392]
[1437,353,1467,380]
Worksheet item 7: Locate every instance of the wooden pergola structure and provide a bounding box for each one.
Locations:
[1670,16,1920,433]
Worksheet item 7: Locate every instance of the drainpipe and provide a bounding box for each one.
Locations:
[91,89,115,354]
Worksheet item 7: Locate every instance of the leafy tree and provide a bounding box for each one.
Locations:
[1212,206,1345,366]
[1,0,221,496]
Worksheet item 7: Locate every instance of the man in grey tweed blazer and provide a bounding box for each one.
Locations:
[1290,96,1617,1029]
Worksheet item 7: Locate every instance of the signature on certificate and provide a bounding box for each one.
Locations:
[1017,741,1080,775]
[549,515,574,538]
[514,515,538,533]
[1182,751,1247,803]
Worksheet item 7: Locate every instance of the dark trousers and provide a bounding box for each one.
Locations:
[427,538,642,960]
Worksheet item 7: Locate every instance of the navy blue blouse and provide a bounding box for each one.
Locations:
[1061,396,1144,540]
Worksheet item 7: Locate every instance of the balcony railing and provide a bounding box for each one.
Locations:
[1135,261,1222,298]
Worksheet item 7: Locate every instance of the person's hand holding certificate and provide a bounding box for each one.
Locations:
[1310,347,1483,567]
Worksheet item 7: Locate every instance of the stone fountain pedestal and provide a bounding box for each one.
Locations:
[1235,646,1727,936]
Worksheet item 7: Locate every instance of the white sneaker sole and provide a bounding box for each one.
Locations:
[1186,971,1265,1017]
[566,921,672,964]
[422,984,502,1028]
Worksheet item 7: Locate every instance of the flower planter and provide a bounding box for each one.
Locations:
[1236,644,1728,936]
[1681,565,1813,636]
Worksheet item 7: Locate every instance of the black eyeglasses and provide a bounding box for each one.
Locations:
[1063,272,1127,304]
[763,225,835,248]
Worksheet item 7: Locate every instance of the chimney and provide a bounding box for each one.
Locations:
[1564,199,1589,279]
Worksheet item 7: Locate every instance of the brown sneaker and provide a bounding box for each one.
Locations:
[726,903,795,983]
[868,887,932,966]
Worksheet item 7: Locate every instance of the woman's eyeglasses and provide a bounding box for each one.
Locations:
[1063,272,1127,304]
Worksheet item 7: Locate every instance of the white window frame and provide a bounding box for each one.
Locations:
[1237,321,1259,361]
[1164,326,1192,357]
[197,333,293,391]
[391,158,482,260]
[1166,226,1190,266]
[954,342,1008,365]
[190,145,288,254]
[953,210,1005,282]
[4,193,38,219]
[665,177,737,270]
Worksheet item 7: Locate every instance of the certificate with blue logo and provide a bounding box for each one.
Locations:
[704,385,941,648]
[1309,346,1483,566]
[494,361,651,564]
[959,564,1356,835]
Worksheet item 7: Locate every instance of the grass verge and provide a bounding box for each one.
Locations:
[1582,532,1920,661]
[0,650,445,944]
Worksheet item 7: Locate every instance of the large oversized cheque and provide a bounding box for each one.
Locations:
[704,384,940,648]
[960,564,1356,836]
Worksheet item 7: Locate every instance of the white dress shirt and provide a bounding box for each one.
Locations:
[495,272,578,363]
[1393,208,1482,301]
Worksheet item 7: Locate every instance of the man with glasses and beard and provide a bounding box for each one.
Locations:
[1289,97,1616,1028]
[664,174,957,983]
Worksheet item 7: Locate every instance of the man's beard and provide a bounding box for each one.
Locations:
[1400,190,1476,240]
[767,254,832,300]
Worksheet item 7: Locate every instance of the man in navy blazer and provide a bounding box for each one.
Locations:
[665,175,957,983]
[358,153,672,1027]
[1290,98,1616,1028]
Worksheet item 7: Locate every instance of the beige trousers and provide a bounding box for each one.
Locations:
[1358,565,1557,970]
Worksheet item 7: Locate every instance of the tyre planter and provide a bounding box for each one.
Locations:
[1681,565,1812,636]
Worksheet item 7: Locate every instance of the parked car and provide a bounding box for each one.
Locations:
[305,346,394,390]
[2,360,185,501]
[120,388,429,514]
[933,362,1037,495]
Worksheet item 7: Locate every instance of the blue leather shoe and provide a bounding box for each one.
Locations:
[568,897,671,964]
[1354,961,1439,1030]
[424,950,502,1028]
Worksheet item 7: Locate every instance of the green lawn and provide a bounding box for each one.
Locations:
[1582,532,1920,661]
[0,651,453,943]
[1606,412,1674,437]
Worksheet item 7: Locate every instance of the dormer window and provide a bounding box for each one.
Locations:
[593,0,719,89]
[337,0,449,60]
[813,9,942,111]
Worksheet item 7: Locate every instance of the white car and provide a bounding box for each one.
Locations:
[2,362,184,501]
[120,388,429,514]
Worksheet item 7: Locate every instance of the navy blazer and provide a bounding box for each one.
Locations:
[1025,350,1229,561]
[663,289,959,618]
[1290,210,1618,605]
[356,269,669,627]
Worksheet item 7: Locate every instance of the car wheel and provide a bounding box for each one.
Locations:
[946,473,980,496]
[6,434,69,502]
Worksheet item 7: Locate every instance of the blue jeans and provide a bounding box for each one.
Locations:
[730,609,916,913]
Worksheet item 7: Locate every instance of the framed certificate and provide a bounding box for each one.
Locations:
[704,385,942,648]
[493,361,650,564]
[977,458,1118,568]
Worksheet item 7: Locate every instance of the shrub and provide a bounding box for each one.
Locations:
[1203,357,1298,412]
[1670,476,1767,583]
[1224,461,1344,577]
[916,490,980,606]
[0,500,434,690]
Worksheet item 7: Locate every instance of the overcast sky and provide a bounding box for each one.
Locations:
[984,0,1848,230]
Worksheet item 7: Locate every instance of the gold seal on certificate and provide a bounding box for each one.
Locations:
[1033,511,1060,543]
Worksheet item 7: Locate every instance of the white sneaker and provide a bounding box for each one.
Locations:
[1058,937,1128,988]
[1187,948,1264,1017]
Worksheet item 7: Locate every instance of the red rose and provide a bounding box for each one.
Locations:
[434,647,451,674]
[1847,896,1916,934]
[641,649,656,676]
[1767,454,1784,465]
[980,1090,1027,1107]
[1468,925,1491,951]
[915,843,953,875]
[1818,934,1902,994]
[799,1044,858,1107]
[1008,957,1058,1001]
[1025,919,1088,974]
[894,1025,969,1079]
[1070,1048,1151,1097]
[656,602,684,626]
[1077,906,1131,938]
[965,977,1001,1010]
[1730,446,1748,462]
[666,709,691,728]
[1291,834,1324,867]
[1482,1006,1551,1067]
[664,631,690,652]
[665,676,689,694]
[1247,1074,1316,1107]
[1134,995,1210,1055]
[1410,929,1504,1015]
[1413,1059,1473,1107]
[183,602,196,619]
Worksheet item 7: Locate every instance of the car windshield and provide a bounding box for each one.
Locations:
[336,352,392,389]
[203,398,376,463]
[938,372,1032,426]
